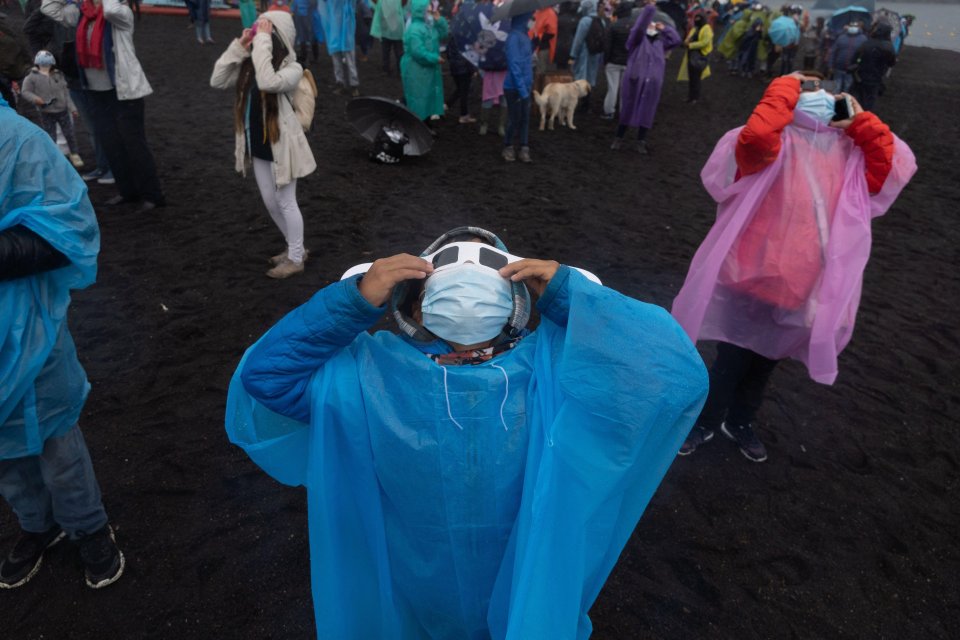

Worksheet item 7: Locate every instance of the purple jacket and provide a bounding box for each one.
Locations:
[618,4,680,129]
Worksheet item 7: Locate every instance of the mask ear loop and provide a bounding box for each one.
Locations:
[491,364,509,431]
[442,367,465,430]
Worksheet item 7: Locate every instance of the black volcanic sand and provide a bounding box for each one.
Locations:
[3,12,959,639]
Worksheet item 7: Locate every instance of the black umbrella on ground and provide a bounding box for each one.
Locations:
[345,96,435,158]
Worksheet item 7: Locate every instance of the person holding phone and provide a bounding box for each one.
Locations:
[210,12,317,279]
[672,71,916,463]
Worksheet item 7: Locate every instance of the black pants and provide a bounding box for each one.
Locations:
[381,38,403,75]
[446,72,472,116]
[853,82,882,112]
[687,60,702,101]
[88,89,165,204]
[697,342,779,430]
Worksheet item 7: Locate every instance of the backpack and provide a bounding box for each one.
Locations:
[291,68,318,131]
[585,17,606,55]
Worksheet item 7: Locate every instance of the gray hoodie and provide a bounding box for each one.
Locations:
[20,68,77,114]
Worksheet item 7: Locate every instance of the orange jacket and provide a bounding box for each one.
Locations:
[735,77,894,193]
[529,8,558,62]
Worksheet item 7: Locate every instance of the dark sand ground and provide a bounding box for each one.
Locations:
[2,11,959,640]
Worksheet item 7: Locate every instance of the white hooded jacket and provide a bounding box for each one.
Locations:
[42,0,153,101]
[210,11,317,187]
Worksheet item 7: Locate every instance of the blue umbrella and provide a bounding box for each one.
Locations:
[828,6,873,35]
[768,15,800,46]
[451,1,510,71]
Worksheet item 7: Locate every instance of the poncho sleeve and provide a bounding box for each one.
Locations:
[487,267,709,639]
[735,75,799,176]
[226,277,384,485]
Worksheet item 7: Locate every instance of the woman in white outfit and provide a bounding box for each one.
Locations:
[211,11,316,279]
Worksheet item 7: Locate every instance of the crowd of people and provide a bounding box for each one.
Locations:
[0,0,920,637]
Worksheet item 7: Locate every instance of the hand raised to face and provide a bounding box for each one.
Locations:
[358,254,435,307]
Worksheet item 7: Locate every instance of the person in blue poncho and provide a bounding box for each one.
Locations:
[226,226,708,638]
[0,95,124,590]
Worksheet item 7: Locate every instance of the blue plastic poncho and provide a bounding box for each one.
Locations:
[226,266,707,638]
[0,98,100,460]
[316,0,356,54]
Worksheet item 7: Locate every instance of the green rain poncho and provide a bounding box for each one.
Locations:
[371,0,405,41]
[401,0,448,119]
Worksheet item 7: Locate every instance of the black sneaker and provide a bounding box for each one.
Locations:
[77,525,125,589]
[721,422,768,463]
[678,427,714,456]
[0,526,65,589]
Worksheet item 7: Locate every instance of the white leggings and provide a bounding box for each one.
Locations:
[252,157,305,263]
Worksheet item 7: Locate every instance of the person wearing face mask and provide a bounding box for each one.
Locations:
[610,0,680,153]
[829,21,866,93]
[678,11,713,105]
[226,226,708,638]
[672,72,916,463]
[400,0,448,129]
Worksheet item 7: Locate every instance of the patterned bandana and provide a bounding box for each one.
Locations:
[426,337,522,366]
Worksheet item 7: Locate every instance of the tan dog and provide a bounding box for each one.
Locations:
[533,79,591,131]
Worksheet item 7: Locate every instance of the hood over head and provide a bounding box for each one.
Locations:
[260,10,297,55]
[871,22,893,40]
[390,226,531,344]
[579,0,597,17]
[409,0,431,21]
[511,12,534,31]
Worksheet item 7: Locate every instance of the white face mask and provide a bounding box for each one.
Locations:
[796,89,836,125]
[421,263,514,346]
[646,26,659,37]
[847,26,860,35]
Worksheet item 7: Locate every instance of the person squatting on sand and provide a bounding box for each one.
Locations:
[225,226,708,638]
[43,0,166,214]
[501,12,534,164]
[0,94,125,591]
[211,12,317,280]
[20,49,85,169]
[672,72,916,463]
[610,0,679,154]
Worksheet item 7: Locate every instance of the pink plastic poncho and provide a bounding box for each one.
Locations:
[671,110,916,384]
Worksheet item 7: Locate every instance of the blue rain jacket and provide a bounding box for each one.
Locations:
[226,266,707,639]
[0,97,99,460]
[503,13,533,98]
[316,0,356,53]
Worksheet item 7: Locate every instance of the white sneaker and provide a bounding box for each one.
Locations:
[97,172,115,185]
[69,153,85,169]
[266,258,305,279]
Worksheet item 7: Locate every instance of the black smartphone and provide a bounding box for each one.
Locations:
[832,95,853,121]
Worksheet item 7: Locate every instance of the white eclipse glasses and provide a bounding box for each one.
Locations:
[340,242,601,285]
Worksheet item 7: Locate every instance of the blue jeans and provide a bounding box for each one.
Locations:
[0,425,108,540]
[834,70,854,93]
[503,89,530,148]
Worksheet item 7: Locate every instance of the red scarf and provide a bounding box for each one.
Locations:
[76,1,106,69]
